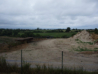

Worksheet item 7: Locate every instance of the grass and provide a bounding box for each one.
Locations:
[86,42,93,45]
[0,56,98,74]
[34,32,77,38]
[75,39,93,45]
[0,56,32,74]
[74,47,97,52]
[0,56,20,73]
[94,39,98,43]
[18,32,77,38]
[75,39,79,41]
[94,48,98,49]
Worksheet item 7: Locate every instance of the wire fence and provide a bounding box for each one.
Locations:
[0,49,98,72]
[3,50,64,68]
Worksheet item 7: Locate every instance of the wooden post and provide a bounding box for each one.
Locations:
[21,50,22,74]
[62,51,63,74]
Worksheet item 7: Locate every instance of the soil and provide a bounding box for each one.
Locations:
[0,30,98,71]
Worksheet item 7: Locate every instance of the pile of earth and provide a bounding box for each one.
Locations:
[73,30,93,42]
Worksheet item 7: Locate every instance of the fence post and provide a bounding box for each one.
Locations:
[62,51,63,74]
[21,50,22,74]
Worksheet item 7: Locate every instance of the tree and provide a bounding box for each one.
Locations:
[94,28,98,34]
[37,27,40,30]
[66,27,71,32]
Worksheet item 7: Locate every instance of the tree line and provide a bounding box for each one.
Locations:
[0,27,98,38]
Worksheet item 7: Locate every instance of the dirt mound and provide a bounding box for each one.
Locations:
[91,33,98,40]
[73,30,93,42]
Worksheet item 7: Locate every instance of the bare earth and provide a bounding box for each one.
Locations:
[0,30,98,71]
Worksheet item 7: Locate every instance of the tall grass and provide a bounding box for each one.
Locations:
[0,56,98,74]
[0,56,20,73]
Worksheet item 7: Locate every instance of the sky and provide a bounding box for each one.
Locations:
[0,0,98,29]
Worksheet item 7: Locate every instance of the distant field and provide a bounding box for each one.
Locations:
[33,32,77,38]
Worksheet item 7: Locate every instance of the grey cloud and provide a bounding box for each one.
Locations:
[0,0,98,29]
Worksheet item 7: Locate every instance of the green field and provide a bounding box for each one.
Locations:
[33,32,77,38]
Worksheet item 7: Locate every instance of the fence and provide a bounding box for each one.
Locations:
[0,49,98,73]
[3,50,64,68]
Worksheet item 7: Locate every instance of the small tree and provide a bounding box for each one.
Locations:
[94,28,98,34]
[66,27,71,32]
[37,27,40,30]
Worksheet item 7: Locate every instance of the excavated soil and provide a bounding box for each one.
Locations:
[0,30,98,71]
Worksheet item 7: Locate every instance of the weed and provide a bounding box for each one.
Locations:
[22,61,32,74]
[75,47,91,51]
[86,42,93,45]
[0,56,98,74]
[74,47,97,52]
[0,56,19,73]
[75,39,93,45]
[94,48,98,49]
[75,39,79,41]
[94,39,98,43]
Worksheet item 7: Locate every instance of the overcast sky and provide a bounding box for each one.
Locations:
[0,0,98,29]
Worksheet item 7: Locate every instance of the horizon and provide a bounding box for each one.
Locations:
[0,27,98,30]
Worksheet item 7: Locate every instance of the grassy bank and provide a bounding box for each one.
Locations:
[0,56,98,74]
[0,37,23,53]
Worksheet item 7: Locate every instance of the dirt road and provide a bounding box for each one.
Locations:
[0,38,98,71]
